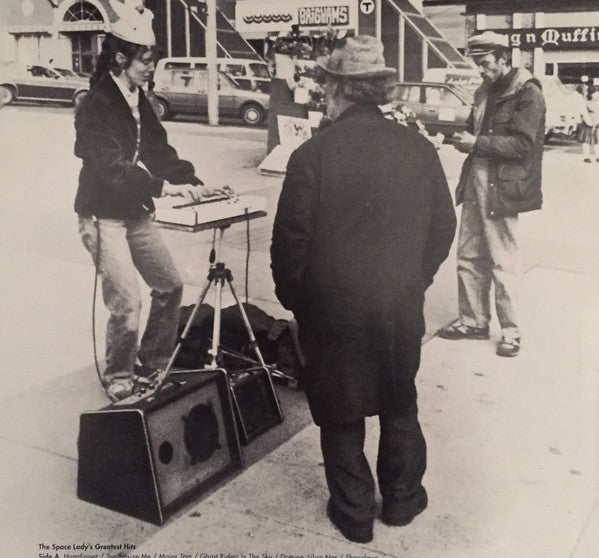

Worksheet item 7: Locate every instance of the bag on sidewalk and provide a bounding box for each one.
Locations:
[174,302,304,384]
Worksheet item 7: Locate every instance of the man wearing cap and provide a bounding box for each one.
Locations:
[271,35,456,542]
[439,31,545,357]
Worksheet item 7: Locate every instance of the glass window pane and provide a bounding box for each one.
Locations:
[406,16,443,39]
[249,63,271,78]
[426,86,463,107]
[396,85,421,102]
[388,0,420,14]
[430,39,468,64]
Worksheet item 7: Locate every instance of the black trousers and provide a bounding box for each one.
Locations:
[319,413,427,528]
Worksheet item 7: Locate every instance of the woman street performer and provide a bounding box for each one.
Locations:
[74,1,225,401]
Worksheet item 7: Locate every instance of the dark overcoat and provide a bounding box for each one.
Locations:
[74,73,196,219]
[271,104,456,426]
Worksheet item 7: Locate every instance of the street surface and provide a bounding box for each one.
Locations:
[0,103,597,557]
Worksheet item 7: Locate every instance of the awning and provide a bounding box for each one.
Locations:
[8,25,52,36]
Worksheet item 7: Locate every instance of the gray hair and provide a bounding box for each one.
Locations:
[336,75,397,105]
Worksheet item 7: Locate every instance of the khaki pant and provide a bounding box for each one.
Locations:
[457,157,521,339]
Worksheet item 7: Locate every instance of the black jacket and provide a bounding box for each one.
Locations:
[271,104,456,425]
[74,73,196,218]
[456,67,545,217]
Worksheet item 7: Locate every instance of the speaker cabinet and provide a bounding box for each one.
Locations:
[229,366,284,445]
[77,370,243,524]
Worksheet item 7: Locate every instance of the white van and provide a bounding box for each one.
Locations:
[155,57,272,93]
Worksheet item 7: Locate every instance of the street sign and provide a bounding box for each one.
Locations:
[359,0,374,15]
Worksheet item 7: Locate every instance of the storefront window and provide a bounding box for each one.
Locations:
[64,1,102,22]
[71,33,98,75]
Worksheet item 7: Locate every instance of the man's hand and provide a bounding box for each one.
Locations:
[454,131,477,154]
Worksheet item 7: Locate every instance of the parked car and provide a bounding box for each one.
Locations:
[392,82,473,136]
[0,64,88,108]
[155,56,272,93]
[153,60,269,126]
[540,75,584,138]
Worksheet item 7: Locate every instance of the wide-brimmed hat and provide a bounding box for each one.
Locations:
[466,31,509,57]
[316,35,396,78]
[110,0,156,46]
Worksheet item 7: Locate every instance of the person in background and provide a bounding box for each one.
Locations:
[74,1,228,401]
[271,35,456,543]
[579,85,599,163]
[438,31,545,357]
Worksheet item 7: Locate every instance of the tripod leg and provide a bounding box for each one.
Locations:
[227,278,284,422]
[161,277,212,378]
[227,279,266,366]
[207,275,224,369]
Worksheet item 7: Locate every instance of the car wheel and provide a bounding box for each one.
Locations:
[0,85,15,106]
[240,103,265,126]
[155,97,171,121]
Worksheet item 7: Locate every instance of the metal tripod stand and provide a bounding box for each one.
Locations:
[157,226,283,425]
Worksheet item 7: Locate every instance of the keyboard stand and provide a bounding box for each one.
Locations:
[154,222,284,429]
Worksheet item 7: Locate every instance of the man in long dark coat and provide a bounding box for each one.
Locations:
[270,35,456,543]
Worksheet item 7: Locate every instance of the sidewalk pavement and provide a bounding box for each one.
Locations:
[0,111,597,557]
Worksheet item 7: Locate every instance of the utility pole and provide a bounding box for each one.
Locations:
[206,0,218,125]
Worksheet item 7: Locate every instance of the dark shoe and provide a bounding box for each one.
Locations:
[438,322,489,340]
[382,487,428,527]
[326,500,373,543]
[583,158,592,163]
[496,337,520,357]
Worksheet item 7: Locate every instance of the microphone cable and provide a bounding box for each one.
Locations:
[91,217,110,395]
[244,207,250,304]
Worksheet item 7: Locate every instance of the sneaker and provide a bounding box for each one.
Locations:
[106,378,135,402]
[496,337,520,357]
[438,322,489,340]
[326,500,373,543]
[583,158,592,163]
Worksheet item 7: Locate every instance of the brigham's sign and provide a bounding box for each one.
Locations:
[236,0,359,33]
[492,26,599,50]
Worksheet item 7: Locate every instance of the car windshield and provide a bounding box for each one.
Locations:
[249,63,271,78]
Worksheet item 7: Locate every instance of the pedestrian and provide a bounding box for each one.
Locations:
[271,35,456,543]
[578,85,599,163]
[438,31,546,357]
[74,1,225,401]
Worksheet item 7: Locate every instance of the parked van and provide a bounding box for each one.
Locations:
[152,59,269,125]
[155,57,272,93]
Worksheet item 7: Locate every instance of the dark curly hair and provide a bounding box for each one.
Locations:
[89,34,154,88]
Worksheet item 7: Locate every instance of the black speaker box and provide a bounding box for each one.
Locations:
[77,370,243,524]
[229,366,284,445]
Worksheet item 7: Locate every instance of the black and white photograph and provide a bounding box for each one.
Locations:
[0,0,597,557]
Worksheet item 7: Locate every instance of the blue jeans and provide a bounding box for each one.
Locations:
[78,215,183,382]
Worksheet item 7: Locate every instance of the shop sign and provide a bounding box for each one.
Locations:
[236,0,358,33]
[491,26,599,50]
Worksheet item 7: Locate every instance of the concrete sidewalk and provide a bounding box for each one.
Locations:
[0,110,597,557]
[134,264,598,558]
